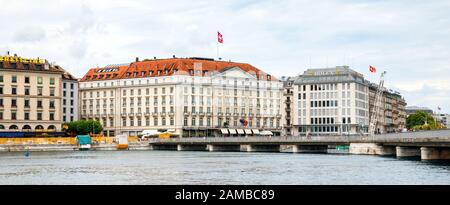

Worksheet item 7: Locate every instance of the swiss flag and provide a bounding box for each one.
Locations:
[218,31,223,44]
[369,65,377,73]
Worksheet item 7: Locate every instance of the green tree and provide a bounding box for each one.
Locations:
[406,111,439,130]
[65,120,103,135]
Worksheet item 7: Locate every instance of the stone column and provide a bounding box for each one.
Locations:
[421,147,450,160]
[396,146,421,158]
[349,143,395,156]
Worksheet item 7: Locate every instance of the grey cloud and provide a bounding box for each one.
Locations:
[13,26,46,42]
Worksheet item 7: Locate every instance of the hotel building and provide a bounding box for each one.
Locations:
[0,55,65,131]
[79,57,284,137]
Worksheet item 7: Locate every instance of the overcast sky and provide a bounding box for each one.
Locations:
[1,0,449,113]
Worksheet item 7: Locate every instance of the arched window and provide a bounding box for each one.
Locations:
[0,124,5,130]
[47,125,56,131]
[9,125,19,130]
[22,125,32,131]
[35,125,44,131]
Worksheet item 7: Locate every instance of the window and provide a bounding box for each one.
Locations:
[24,87,30,95]
[50,100,55,108]
[50,78,55,85]
[37,87,43,96]
[50,88,55,96]
[70,91,74,97]
[37,100,43,108]
[12,76,17,83]
[0,98,3,107]
[0,86,2,94]
[25,77,30,84]
[50,113,55,121]
[24,112,29,120]
[11,99,17,107]
[24,99,30,107]
[11,112,16,120]
[37,77,43,84]
[12,87,17,95]
[70,83,74,89]
[37,113,43,120]
[0,75,3,82]
[63,83,66,89]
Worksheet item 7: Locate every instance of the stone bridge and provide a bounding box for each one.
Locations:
[148,130,450,160]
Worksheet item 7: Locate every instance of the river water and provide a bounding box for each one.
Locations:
[0,151,449,185]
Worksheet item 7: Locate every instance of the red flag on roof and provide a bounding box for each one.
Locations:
[369,65,377,73]
[218,31,223,44]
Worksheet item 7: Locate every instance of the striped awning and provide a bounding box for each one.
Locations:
[244,129,253,135]
[228,129,237,134]
[236,129,245,134]
[220,129,229,134]
[252,129,260,135]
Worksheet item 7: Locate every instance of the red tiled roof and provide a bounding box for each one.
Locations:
[80,58,276,82]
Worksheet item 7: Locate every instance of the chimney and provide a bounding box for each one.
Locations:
[136,57,139,62]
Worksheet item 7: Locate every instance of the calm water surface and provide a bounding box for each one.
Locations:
[0,151,449,185]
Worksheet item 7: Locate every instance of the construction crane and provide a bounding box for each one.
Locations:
[369,71,387,138]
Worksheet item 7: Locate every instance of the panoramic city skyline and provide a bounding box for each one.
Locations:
[0,0,449,112]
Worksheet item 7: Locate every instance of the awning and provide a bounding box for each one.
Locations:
[260,131,274,136]
[167,129,176,133]
[228,129,237,135]
[220,129,229,134]
[244,129,253,135]
[252,129,260,135]
[236,129,245,134]
[142,130,159,136]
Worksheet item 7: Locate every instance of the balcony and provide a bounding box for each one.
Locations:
[199,112,205,116]
[145,112,151,116]
[168,112,175,116]
[206,112,212,116]
[136,113,142,116]
[152,112,158,116]
[217,112,223,116]
[226,113,231,116]
[284,91,293,96]
[233,113,239,117]
[160,112,167,116]
[184,112,190,115]
[128,113,135,117]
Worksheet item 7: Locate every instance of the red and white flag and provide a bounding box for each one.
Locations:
[369,65,377,73]
[218,31,223,44]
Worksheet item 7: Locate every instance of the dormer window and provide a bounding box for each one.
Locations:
[173,69,178,73]
[164,69,168,74]
[141,71,146,76]
[126,72,131,77]
[157,70,161,75]
[189,69,194,75]
[267,75,271,80]
[134,72,138,77]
